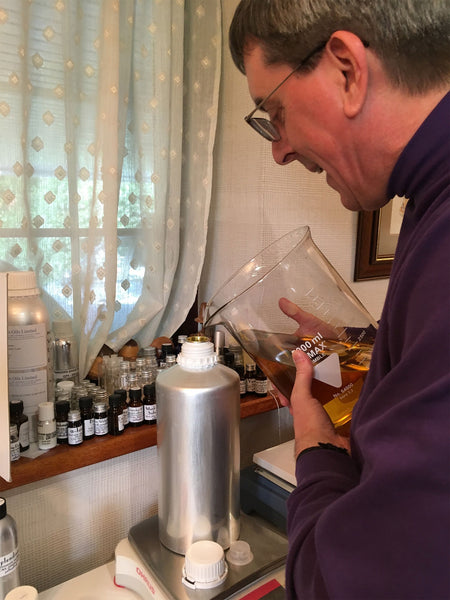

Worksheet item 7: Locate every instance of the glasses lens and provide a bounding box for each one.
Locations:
[247,117,281,142]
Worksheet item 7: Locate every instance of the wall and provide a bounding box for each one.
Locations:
[3,408,293,592]
[199,0,389,321]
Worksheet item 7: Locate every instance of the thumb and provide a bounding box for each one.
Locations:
[291,348,314,399]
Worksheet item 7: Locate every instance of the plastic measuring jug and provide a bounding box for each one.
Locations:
[204,226,378,428]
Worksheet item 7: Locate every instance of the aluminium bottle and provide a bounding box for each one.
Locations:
[0,498,20,598]
[156,336,240,555]
[7,271,52,443]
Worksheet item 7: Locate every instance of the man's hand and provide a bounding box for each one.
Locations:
[279,297,339,339]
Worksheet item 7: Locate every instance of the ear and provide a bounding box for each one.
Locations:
[326,31,368,118]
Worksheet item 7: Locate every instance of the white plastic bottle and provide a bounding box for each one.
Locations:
[37,402,57,450]
[0,498,20,598]
[7,271,52,443]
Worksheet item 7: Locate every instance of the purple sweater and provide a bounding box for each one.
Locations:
[286,93,450,599]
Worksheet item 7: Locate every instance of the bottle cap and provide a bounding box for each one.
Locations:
[109,393,122,408]
[177,338,217,370]
[9,400,24,415]
[182,540,228,589]
[0,497,7,519]
[7,271,40,296]
[78,396,93,410]
[5,586,39,600]
[68,410,81,421]
[226,540,254,566]
[55,400,70,415]
[56,380,75,392]
[38,402,55,421]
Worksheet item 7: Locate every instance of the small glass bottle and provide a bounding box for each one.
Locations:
[245,363,256,395]
[165,354,177,368]
[143,383,157,425]
[175,334,188,355]
[160,342,174,364]
[94,402,108,436]
[114,389,129,428]
[9,426,20,462]
[128,387,144,427]
[37,402,57,450]
[254,365,268,397]
[108,393,124,436]
[55,399,70,444]
[9,400,29,452]
[67,410,83,446]
[78,396,94,440]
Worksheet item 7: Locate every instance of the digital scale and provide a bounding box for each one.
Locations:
[114,440,296,600]
[39,441,296,600]
[115,512,288,599]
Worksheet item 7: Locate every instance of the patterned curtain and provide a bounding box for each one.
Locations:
[0,0,221,376]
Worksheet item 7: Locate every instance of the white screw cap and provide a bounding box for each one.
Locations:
[182,540,228,589]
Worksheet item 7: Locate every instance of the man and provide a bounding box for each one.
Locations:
[229,1,450,598]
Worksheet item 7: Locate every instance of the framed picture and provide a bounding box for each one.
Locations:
[354,197,407,281]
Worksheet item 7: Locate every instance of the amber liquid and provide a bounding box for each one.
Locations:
[239,329,373,427]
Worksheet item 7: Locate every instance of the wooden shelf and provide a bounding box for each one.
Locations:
[1,393,280,492]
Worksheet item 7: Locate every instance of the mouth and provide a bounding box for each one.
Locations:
[300,158,323,174]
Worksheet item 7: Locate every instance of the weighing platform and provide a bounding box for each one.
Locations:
[40,441,296,599]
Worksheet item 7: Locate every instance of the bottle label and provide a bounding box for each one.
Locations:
[68,425,83,445]
[122,406,129,426]
[54,367,79,383]
[8,322,49,443]
[128,405,144,423]
[38,428,57,450]
[10,439,20,461]
[118,414,124,431]
[239,380,246,395]
[56,421,68,440]
[0,547,19,577]
[94,416,108,436]
[255,379,268,395]
[144,404,157,421]
[83,418,95,437]
[18,421,29,448]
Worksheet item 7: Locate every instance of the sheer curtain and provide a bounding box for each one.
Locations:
[0,0,221,376]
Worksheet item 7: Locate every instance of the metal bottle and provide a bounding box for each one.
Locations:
[156,336,240,555]
[0,497,20,598]
[7,271,52,443]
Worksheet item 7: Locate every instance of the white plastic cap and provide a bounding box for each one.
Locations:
[177,337,217,370]
[182,540,228,590]
[38,402,55,421]
[7,271,40,297]
[226,540,254,566]
[5,586,39,600]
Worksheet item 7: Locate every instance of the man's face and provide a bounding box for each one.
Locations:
[243,43,389,212]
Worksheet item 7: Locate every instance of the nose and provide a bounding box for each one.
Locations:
[271,137,297,165]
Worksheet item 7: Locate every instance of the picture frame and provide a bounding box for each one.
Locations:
[354,197,406,281]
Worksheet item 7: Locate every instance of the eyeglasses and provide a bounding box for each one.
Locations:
[244,42,327,142]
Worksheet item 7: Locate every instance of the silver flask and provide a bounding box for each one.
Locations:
[156,336,240,555]
[0,498,20,598]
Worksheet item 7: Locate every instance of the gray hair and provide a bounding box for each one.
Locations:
[229,0,450,94]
